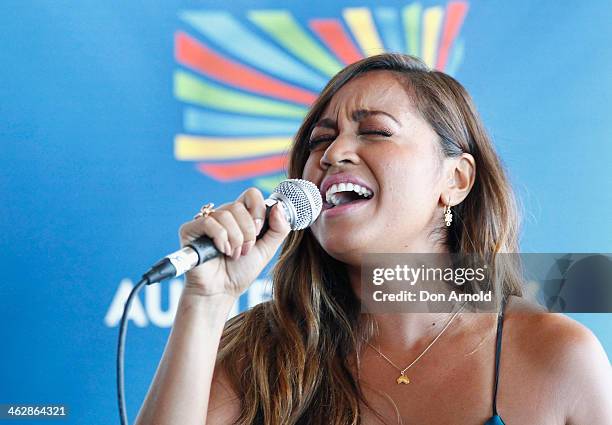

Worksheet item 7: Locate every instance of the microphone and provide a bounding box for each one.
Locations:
[142,179,322,284]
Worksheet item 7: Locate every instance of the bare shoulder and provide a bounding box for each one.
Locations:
[503,296,612,423]
[504,296,608,361]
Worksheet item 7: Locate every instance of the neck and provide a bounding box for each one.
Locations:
[348,266,457,349]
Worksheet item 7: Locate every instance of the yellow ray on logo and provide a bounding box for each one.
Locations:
[422,6,443,68]
[343,7,385,57]
[174,135,292,161]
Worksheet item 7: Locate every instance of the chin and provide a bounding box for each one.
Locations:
[313,230,370,264]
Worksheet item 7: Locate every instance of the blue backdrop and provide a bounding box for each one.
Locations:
[1,1,610,423]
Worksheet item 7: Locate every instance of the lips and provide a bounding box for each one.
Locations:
[320,173,375,200]
[321,196,372,217]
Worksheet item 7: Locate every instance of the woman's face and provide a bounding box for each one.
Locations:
[302,71,449,264]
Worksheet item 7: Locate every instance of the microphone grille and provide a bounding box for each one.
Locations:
[273,179,322,230]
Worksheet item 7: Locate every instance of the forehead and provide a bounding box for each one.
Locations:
[321,71,416,119]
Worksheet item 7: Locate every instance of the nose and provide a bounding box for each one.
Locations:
[319,133,361,169]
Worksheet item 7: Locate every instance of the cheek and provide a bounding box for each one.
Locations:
[377,149,440,208]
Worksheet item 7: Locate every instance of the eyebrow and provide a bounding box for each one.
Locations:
[352,109,400,125]
[312,109,400,129]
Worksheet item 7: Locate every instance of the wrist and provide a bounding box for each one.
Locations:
[179,286,237,316]
[182,284,236,299]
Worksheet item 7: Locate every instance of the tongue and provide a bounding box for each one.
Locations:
[335,191,362,206]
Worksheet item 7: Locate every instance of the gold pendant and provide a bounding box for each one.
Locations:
[396,373,410,384]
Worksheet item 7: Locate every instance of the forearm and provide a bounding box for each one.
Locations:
[134,289,236,425]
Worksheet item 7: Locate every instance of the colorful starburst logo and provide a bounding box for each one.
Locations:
[174,1,469,192]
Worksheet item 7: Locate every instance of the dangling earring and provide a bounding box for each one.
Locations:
[444,202,453,227]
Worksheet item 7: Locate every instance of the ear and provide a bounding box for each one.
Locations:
[441,153,475,206]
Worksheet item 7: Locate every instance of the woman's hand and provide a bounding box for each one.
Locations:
[178,187,291,299]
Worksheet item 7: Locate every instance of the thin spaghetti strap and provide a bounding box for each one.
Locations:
[491,297,507,416]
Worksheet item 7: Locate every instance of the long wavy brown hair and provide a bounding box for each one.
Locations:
[217,53,522,424]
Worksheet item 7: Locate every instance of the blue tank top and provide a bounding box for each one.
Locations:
[484,298,507,425]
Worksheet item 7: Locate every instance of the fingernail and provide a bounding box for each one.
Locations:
[254,218,263,234]
[224,241,232,256]
[232,246,241,260]
[241,241,252,256]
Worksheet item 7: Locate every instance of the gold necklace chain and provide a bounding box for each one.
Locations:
[364,301,467,385]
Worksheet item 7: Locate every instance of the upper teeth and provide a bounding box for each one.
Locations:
[325,182,373,206]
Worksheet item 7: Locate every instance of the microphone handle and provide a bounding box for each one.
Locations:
[143,202,275,284]
[188,202,272,261]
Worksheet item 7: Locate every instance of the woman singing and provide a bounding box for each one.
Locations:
[135,54,611,424]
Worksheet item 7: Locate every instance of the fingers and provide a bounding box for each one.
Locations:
[251,202,291,262]
[238,188,266,236]
[179,188,268,260]
[179,215,231,256]
[216,203,256,259]
[235,188,291,262]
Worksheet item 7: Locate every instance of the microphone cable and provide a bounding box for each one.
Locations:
[116,276,149,425]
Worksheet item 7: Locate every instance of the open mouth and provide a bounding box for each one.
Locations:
[323,182,374,210]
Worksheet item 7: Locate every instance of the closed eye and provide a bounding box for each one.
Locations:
[307,136,335,150]
[307,129,392,150]
[360,129,393,137]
